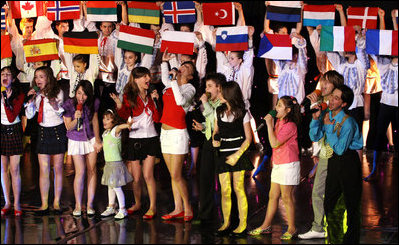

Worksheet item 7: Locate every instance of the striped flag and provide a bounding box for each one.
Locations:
[128,2,160,25]
[303,5,335,27]
[63,32,99,54]
[161,31,195,55]
[46,1,80,21]
[347,7,378,29]
[23,39,59,63]
[1,7,5,30]
[1,35,12,59]
[216,26,248,52]
[163,1,196,24]
[267,1,301,23]
[366,30,398,56]
[86,1,117,22]
[320,26,356,52]
[9,1,44,19]
[117,25,155,54]
[258,34,292,60]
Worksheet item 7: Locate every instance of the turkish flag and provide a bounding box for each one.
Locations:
[9,1,44,19]
[202,2,235,26]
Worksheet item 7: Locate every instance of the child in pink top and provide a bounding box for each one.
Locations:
[248,96,301,240]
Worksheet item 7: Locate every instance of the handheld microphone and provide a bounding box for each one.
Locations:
[148,83,158,105]
[1,86,10,108]
[255,110,277,133]
[24,86,40,103]
[301,89,322,111]
[195,92,211,109]
[169,67,178,80]
[309,102,328,114]
[76,103,83,132]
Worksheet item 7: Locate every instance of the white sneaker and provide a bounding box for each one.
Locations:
[298,230,325,239]
[87,208,95,216]
[114,209,127,220]
[101,207,116,217]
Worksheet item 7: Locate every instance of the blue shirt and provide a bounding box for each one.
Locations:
[309,110,363,156]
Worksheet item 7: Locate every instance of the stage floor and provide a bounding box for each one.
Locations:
[1,145,397,244]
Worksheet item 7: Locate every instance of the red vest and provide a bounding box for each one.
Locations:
[160,88,186,129]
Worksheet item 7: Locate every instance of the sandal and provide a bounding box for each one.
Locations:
[248,226,272,236]
[280,231,297,240]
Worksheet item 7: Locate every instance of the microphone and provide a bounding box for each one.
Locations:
[195,92,211,109]
[169,67,178,80]
[309,102,328,114]
[24,86,40,103]
[255,110,277,133]
[1,86,10,108]
[76,103,83,132]
[148,83,158,105]
[301,89,322,113]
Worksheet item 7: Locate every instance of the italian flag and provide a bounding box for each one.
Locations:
[117,25,155,54]
[86,1,117,22]
[320,26,356,52]
[128,2,160,25]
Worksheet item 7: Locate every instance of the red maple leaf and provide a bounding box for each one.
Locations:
[22,2,35,11]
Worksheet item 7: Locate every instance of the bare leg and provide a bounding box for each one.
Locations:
[38,154,51,210]
[86,151,97,210]
[52,153,64,210]
[163,153,183,215]
[259,182,281,229]
[9,155,21,211]
[128,160,142,212]
[142,156,156,215]
[170,154,192,216]
[280,185,296,234]
[72,155,86,211]
[1,156,12,209]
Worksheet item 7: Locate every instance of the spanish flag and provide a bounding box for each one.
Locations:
[63,32,99,54]
[23,39,59,62]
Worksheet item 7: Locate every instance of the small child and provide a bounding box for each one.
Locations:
[100,109,133,220]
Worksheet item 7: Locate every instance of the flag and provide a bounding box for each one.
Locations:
[1,35,12,59]
[161,31,195,55]
[128,2,160,25]
[9,1,44,19]
[63,32,98,54]
[266,1,301,23]
[258,34,292,60]
[23,39,59,62]
[163,1,196,24]
[347,7,378,29]
[366,29,398,56]
[117,25,155,54]
[1,7,5,30]
[86,1,117,22]
[46,1,80,21]
[216,26,248,52]
[202,2,235,26]
[320,26,356,52]
[303,5,335,27]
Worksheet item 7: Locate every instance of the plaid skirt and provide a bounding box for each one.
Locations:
[1,123,23,156]
[36,124,68,155]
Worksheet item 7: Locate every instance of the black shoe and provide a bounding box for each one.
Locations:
[34,208,50,216]
[230,229,248,238]
[215,228,232,236]
[53,208,64,215]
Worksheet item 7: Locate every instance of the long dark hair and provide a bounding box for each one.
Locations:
[1,66,22,103]
[123,67,151,109]
[217,81,245,121]
[32,66,60,100]
[279,96,301,127]
[181,61,200,99]
[73,80,95,118]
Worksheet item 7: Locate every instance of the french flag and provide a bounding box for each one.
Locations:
[258,34,292,60]
[161,31,196,55]
[366,29,398,56]
[215,26,248,52]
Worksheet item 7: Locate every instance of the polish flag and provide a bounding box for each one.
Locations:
[347,7,378,29]
[161,31,195,55]
[9,1,44,19]
[202,2,235,26]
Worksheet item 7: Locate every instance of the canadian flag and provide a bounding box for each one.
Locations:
[202,2,235,26]
[9,1,45,19]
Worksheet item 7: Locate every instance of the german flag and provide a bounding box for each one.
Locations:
[63,32,98,54]
[23,39,59,62]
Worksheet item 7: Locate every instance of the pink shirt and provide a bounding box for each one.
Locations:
[271,119,300,165]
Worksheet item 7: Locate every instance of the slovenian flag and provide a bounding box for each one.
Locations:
[366,30,398,56]
[23,39,59,63]
[86,1,117,22]
[266,1,301,23]
[161,31,195,55]
[128,2,160,25]
[117,25,155,54]
[303,5,335,27]
[215,26,248,52]
[320,26,356,52]
[258,33,292,60]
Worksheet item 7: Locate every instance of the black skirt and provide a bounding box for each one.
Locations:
[36,124,68,155]
[216,150,254,174]
[1,123,23,156]
[125,137,161,161]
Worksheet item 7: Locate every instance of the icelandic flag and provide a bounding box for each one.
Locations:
[366,30,398,56]
[266,1,301,23]
[258,34,292,60]
[303,5,335,27]
[215,26,248,52]
[1,7,5,30]
[163,1,196,24]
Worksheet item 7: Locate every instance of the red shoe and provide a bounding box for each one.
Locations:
[14,210,23,217]
[184,214,194,222]
[1,207,12,216]
[127,208,139,215]
[143,212,156,220]
[161,211,184,220]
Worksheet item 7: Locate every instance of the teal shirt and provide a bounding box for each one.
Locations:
[102,127,122,162]
[201,99,221,140]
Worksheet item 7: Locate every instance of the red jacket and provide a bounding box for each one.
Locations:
[117,93,160,123]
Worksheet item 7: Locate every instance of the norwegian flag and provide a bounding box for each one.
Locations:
[46,1,80,21]
[9,1,45,19]
[163,1,196,24]
[347,7,378,29]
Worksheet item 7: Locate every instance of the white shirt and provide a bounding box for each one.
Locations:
[25,91,65,127]
[129,97,158,139]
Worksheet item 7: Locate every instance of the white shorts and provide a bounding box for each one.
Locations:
[271,161,300,186]
[160,128,189,155]
[67,137,95,155]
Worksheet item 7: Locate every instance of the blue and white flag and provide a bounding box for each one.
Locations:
[266,1,301,23]
[1,7,6,30]
[215,26,248,52]
[163,1,196,24]
[303,5,335,27]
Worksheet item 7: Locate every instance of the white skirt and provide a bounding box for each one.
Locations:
[271,161,300,186]
[160,128,189,155]
[67,138,95,156]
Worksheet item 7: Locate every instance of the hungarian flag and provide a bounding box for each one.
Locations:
[163,1,196,24]
[23,39,59,63]
[117,25,155,54]
[303,5,335,27]
[267,1,301,23]
[202,2,235,26]
[63,31,99,54]
[366,30,398,56]
[216,26,248,52]
[46,1,80,21]
[320,26,356,52]
[9,1,44,19]
[1,35,12,59]
[258,34,292,60]
[86,1,117,22]
[161,31,195,55]
[128,2,160,25]
[347,7,378,29]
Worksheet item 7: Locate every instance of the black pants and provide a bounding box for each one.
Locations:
[199,139,216,221]
[324,150,362,244]
[373,103,398,151]
[348,107,364,133]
